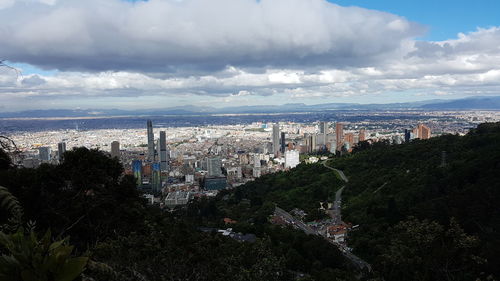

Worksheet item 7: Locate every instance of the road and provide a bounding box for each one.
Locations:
[274,206,317,236]
[322,160,372,272]
[322,161,348,222]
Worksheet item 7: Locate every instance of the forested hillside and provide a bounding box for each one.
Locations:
[0,148,355,280]
[332,122,500,280]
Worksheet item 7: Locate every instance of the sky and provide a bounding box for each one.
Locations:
[1,0,500,111]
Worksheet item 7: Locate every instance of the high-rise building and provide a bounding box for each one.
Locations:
[319,121,328,134]
[159,131,168,171]
[311,134,317,152]
[111,141,120,158]
[132,160,142,187]
[147,120,155,161]
[151,162,162,193]
[285,150,300,169]
[416,124,431,139]
[57,142,66,162]
[404,129,411,143]
[280,132,286,153]
[272,124,280,155]
[359,129,366,142]
[344,133,355,146]
[335,123,344,151]
[38,147,51,162]
[207,157,222,177]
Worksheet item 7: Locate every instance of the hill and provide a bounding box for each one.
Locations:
[331,122,500,280]
[0,147,356,280]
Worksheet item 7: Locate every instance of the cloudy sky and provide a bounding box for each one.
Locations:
[1,0,500,111]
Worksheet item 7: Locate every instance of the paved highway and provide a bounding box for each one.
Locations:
[274,206,318,236]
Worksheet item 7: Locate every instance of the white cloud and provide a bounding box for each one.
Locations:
[0,0,421,72]
[1,1,500,110]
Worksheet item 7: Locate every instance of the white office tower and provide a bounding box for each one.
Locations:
[159,131,169,171]
[285,150,300,169]
[57,142,66,162]
[207,157,222,177]
[110,141,120,159]
[38,147,51,162]
[272,124,280,155]
[147,120,155,162]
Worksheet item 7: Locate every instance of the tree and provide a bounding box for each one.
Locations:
[379,217,482,281]
[0,229,88,281]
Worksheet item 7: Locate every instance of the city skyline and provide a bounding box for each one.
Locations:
[1,0,500,111]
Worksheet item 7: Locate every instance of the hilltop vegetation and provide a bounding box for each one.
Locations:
[0,147,355,280]
[332,122,500,280]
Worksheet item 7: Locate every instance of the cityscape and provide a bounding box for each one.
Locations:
[1,0,500,280]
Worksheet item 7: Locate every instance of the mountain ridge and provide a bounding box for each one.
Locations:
[1,96,500,118]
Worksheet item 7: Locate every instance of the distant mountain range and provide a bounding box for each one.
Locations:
[2,96,500,118]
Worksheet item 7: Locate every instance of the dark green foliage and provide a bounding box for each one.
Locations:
[0,148,146,248]
[331,122,500,280]
[0,147,338,280]
[0,185,23,229]
[0,148,10,170]
[212,163,343,222]
[91,221,286,281]
[378,217,482,281]
[182,163,356,280]
[0,229,88,281]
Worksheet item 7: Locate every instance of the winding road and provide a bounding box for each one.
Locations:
[322,160,372,273]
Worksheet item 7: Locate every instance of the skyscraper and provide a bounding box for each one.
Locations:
[38,147,51,162]
[335,123,344,151]
[57,142,66,162]
[404,129,411,143]
[151,162,161,193]
[132,160,142,187]
[319,121,328,134]
[207,157,222,177]
[280,131,286,153]
[111,141,120,158]
[159,131,168,171]
[272,124,280,155]
[147,120,155,161]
